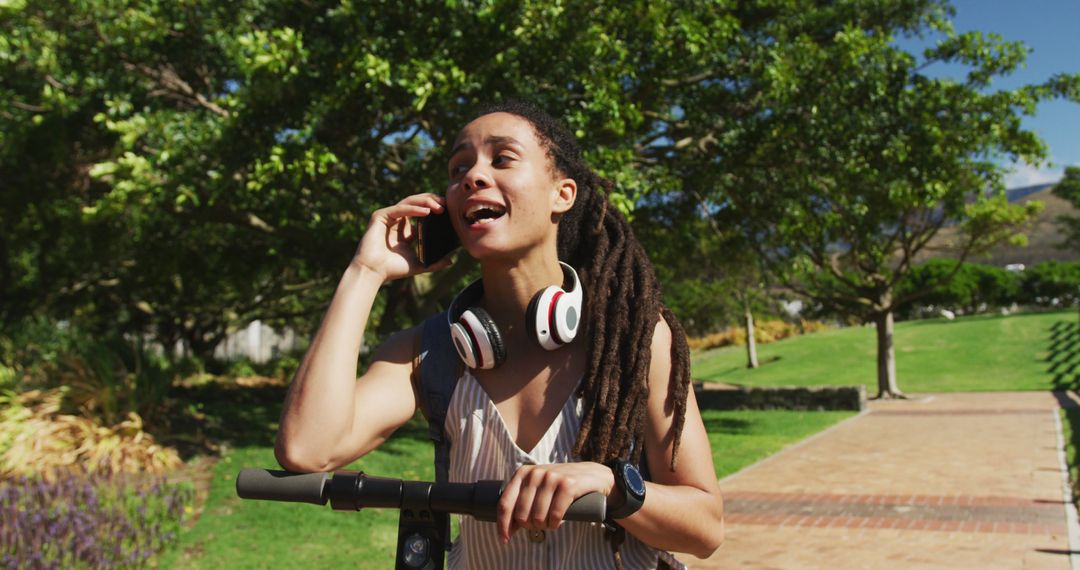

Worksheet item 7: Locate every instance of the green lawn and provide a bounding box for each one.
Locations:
[159,418,434,570]
[161,409,853,568]
[703,409,854,479]
[693,310,1075,393]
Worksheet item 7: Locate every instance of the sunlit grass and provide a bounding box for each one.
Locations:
[693,310,1074,393]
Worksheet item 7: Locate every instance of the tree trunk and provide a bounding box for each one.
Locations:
[744,298,759,369]
[874,310,904,398]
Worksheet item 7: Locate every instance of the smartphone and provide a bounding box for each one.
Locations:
[417,210,461,267]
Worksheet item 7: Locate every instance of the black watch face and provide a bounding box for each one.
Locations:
[622,463,646,497]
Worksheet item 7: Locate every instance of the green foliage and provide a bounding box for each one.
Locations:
[56,339,173,426]
[661,1,1079,394]
[0,318,174,425]
[635,191,782,336]
[225,358,259,379]
[0,317,83,385]
[1,0,1077,386]
[219,349,303,380]
[1020,261,1080,307]
[0,0,696,353]
[716,9,1067,319]
[897,260,1019,317]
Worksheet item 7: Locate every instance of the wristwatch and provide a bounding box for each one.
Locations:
[606,459,646,520]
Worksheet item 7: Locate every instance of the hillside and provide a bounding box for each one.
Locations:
[918,182,1080,267]
[691,310,1073,393]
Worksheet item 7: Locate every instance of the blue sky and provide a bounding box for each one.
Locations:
[897,0,1079,188]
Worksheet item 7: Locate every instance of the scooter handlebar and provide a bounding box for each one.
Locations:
[235,468,607,523]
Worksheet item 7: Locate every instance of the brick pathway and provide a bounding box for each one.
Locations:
[693,392,1078,569]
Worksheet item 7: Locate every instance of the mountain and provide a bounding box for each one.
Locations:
[917,181,1080,267]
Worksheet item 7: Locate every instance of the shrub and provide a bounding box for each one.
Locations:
[223,351,303,381]
[54,341,172,428]
[897,260,1020,318]
[688,320,830,351]
[1,319,175,426]
[225,358,259,378]
[0,472,193,569]
[0,318,82,389]
[0,389,182,481]
[1021,261,1080,307]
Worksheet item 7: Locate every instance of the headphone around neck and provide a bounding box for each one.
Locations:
[447,262,584,370]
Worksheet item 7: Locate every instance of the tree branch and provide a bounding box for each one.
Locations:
[10,100,47,113]
[123,62,230,118]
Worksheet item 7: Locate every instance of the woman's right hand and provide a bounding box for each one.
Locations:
[350,193,451,281]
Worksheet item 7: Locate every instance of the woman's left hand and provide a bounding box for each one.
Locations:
[496,462,616,544]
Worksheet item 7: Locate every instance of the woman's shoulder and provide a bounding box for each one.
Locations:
[650,313,673,354]
[369,323,424,363]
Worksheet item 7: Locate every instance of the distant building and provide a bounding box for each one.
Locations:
[213,320,301,363]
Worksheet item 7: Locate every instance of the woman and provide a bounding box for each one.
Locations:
[275,101,724,568]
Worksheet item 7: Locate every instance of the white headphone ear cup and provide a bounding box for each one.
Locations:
[449,322,479,369]
[530,286,562,351]
[456,309,499,369]
[551,291,581,344]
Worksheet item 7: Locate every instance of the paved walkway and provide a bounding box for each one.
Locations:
[694,392,1078,569]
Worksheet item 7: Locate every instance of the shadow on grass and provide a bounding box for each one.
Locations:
[1047,323,1080,392]
[701,416,754,435]
[155,382,287,459]
[157,381,431,461]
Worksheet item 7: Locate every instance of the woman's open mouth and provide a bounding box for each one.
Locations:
[464,203,507,226]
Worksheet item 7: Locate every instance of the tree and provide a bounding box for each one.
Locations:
[636,191,777,369]
[1053,166,1080,250]
[665,1,1077,397]
[0,0,726,357]
[1051,166,1080,325]
[6,0,1075,397]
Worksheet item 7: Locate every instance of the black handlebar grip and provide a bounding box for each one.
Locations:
[563,492,607,523]
[236,468,330,506]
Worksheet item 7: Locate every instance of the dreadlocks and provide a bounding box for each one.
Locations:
[476,101,693,472]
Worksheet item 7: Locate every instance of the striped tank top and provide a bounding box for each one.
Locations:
[445,370,661,569]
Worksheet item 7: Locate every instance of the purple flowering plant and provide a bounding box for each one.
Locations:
[0,472,193,569]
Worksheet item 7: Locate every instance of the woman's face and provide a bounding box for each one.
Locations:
[446,112,575,261]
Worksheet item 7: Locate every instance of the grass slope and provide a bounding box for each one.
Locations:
[692,311,1075,393]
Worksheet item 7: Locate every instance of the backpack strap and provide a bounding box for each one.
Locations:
[411,310,463,553]
[414,310,462,484]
